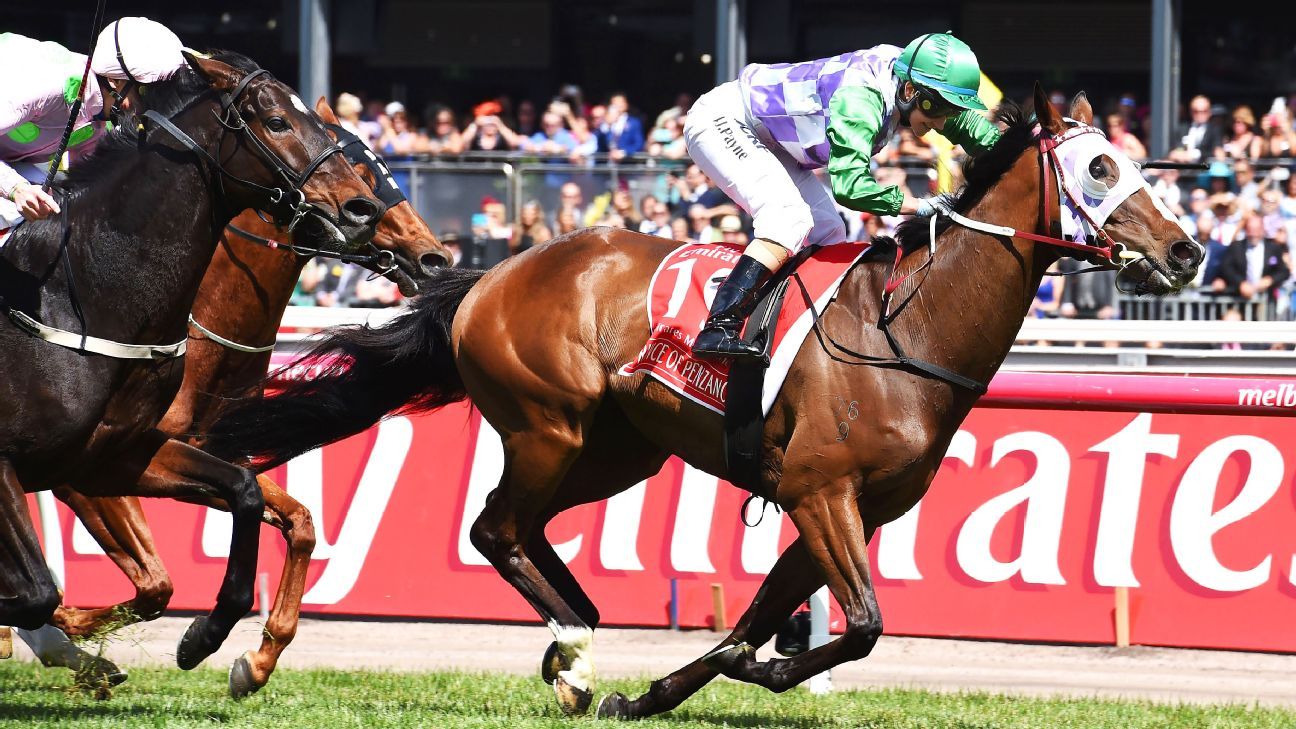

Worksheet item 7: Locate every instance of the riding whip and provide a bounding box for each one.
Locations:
[43,0,109,192]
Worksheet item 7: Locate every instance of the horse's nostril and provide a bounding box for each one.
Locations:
[419,251,449,274]
[1171,239,1203,267]
[341,197,381,226]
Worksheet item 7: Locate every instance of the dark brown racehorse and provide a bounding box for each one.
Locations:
[0,51,382,683]
[29,98,448,697]
[208,88,1202,718]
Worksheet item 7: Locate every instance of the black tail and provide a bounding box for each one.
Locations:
[206,267,485,470]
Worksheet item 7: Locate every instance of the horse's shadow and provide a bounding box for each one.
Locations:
[669,709,839,728]
[0,700,233,724]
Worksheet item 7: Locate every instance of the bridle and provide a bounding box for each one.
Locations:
[142,65,355,235]
[190,122,409,354]
[221,122,404,272]
[930,121,1190,294]
[838,119,1174,395]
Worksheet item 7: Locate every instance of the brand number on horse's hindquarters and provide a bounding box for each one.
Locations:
[833,397,859,442]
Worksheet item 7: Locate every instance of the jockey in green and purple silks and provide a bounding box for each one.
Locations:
[684,32,1002,362]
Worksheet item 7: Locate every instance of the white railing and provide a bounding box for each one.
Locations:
[1015,318,1296,346]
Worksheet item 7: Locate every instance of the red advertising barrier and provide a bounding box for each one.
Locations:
[27,373,1296,653]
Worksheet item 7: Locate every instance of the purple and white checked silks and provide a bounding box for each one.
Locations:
[739,45,903,169]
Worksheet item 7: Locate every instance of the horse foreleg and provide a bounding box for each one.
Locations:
[468,432,598,716]
[597,538,823,719]
[48,489,173,636]
[0,459,60,629]
[94,437,264,672]
[227,474,315,699]
[705,483,882,692]
[528,530,599,686]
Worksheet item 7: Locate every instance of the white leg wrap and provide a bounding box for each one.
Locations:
[548,621,595,692]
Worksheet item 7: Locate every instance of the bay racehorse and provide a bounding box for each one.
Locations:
[24,97,448,696]
[0,50,382,683]
[207,87,1202,718]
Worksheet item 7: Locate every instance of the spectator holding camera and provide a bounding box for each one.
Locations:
[647,116,688,159]
[376,102,428,155]
[462,100,522,152]
[526,109,582,158]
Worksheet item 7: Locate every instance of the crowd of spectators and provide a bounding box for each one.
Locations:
[308,83,1296,336]
[331,86,680,164]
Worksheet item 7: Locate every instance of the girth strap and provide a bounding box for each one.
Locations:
[5,308,186,360]
[188,314,274,354]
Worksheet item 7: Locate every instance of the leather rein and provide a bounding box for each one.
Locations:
[813,122,1144,395]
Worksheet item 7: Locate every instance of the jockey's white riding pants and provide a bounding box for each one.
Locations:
[683,81,847,254]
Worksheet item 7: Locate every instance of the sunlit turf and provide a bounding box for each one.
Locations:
[2,660,1292,728]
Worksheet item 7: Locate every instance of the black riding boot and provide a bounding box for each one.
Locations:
[693,254,771,362]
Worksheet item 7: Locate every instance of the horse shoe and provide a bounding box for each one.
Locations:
[229,650,262,699]
[596,691,632,720]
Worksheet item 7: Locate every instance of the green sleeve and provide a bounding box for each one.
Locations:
[939,109,1002,157]
[826,86,904,216]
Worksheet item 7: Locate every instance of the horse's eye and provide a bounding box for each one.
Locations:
[266,117,290,133]
[1088,157,1106,179]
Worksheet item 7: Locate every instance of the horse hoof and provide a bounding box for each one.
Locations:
[229,652,263,699]
[74,656,128,689]
[541,641,570,685]
[596,691,632,720]
[701,642,755,674]
[176,616,212,670]
[554,674,594,716]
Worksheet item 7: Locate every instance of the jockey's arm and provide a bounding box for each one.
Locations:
[1,101,62,219]
[826,87,905,216]
[0,102,32,198]
[938,109,1002,157]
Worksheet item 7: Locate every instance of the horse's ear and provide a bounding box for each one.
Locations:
[183,50,242,90]
[1033,81,1066,135]
[315,96,340,126]
[1070,92,1094,126]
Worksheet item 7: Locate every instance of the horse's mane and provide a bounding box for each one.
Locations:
[875,99,1034,255]
[61,50,262,191]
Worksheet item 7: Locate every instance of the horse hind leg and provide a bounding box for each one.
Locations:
[706,481,883,692]
[228,474,315,699]
[598,539,822,719]
[13,624,128,688]
[48,489,173,637]
[468,429,600,716]
[0,459,60,630]
[101,437,265,672]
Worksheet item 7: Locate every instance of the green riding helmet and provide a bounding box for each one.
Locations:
[893,32,987,114]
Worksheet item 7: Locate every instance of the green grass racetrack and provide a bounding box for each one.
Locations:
[2,661,1294,728]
